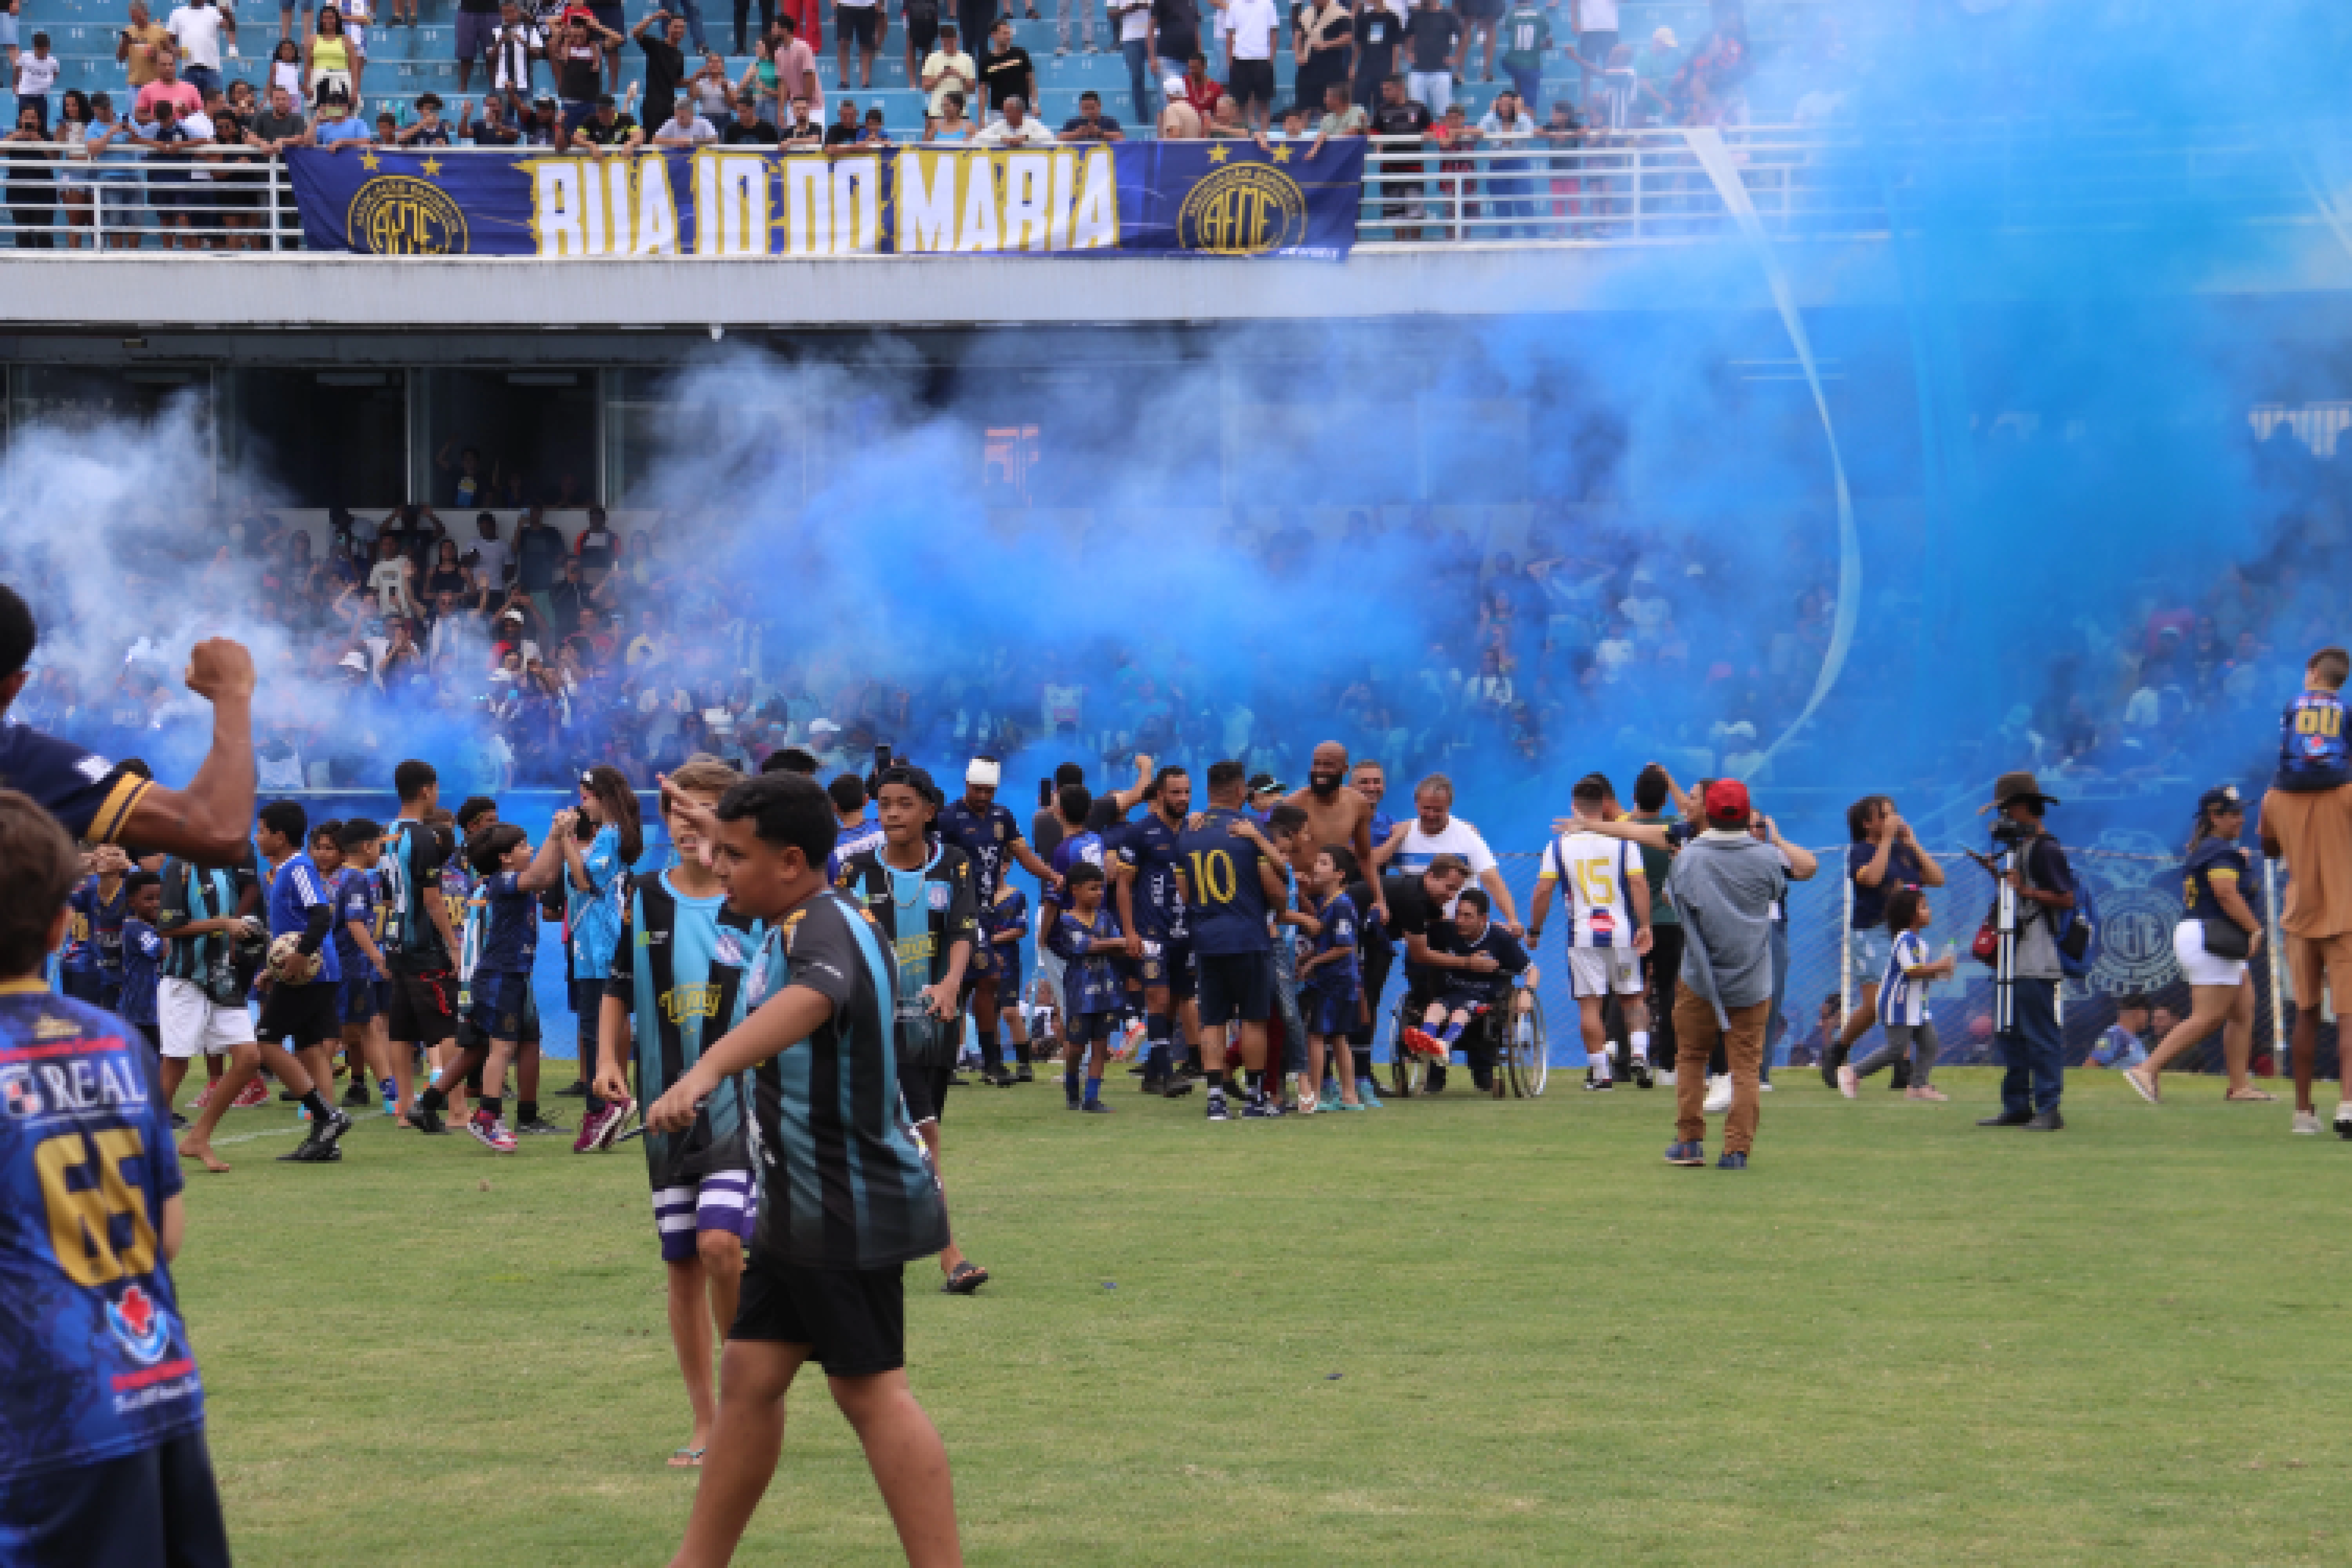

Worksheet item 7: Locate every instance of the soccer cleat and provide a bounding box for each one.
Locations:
[592,1098,636,1150]
[1716,1151,1749,1170]
[233,1078,271,1108]
[1630,1057,1653,1089]
[1663,1140,1706,1167]
[277,1134,341,1163]
[467,1112,517,1152]
[1014,1066,1035,1083]
[411,1102,447,1134]
[1158,1078,1195,1099]
[1401,1026,1445,1059]
[314,1109,354,1148]
[1205,1096,1232,1123]
[515,1114,568,1136]
[341,1081,373,1109]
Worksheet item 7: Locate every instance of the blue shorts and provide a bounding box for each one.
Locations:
[0,1430,230,1568]
[1434,990,1497,1019]
[1065,1009,1118,1047]
[1302,987,1359,1037]
[339,973,381,1025]
[1195,950,1270,1028]
[994,947,1024,998]
[465,971,541,1043]
[1137,932,1196,1000]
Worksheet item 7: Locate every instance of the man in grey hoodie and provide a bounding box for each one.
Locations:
[1661,779,1785,1170]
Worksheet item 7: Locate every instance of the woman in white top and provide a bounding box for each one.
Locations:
[689,49,734,118]
[365,535,419,618]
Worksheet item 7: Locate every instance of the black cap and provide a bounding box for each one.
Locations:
[2197,783,2244,816]
[1247,772,1283,798]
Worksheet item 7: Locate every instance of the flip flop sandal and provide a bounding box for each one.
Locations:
[2123,1068,2160,1105]
[2225,1087,2279,1102]
[668,1447,706,1468]
[940,1261,990,1295]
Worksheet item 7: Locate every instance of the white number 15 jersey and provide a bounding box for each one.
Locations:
[1539,831,1644,949]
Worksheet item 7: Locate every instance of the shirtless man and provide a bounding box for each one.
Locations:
[1283,741,1387,924]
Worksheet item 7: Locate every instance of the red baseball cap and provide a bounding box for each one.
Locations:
[1704,778,1751,824]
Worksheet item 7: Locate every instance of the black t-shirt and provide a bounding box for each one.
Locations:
[781,118,823,144]
[468,119,523,145]
[1151,0,1199,61]
[824,120,862,145]
[722,118,780,144]
[579,112,640,145]
[1372,98,1433,140]
[639,33,686,125]
[1352,7,1399,80]
[557,45,602,100]
[1406,8,1459,71]
[1032,807,1065,861]
[1381,872,1444,950]
[977,44,1033,111]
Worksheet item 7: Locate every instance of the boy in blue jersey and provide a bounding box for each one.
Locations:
[379,762,468,1125]
[564,766,641,1150]
[87,845,132,1011]
[1296,846,1368,1109]
[830,772,885,873]
[2275,646,2350,793]
[452,817,571,1152]
[0,790,231,1568]
[645,771,961,1568]
[985,880,1035,1074]
[1036,782,1106,1079]
[252,799,357,1165]
[119,869,166,1057]
[333,819,399,1117]
[1047,863,1125,1113]
[1175,760,1294,1122]
[1112,765,1200,1098]
[1403,888,1530,1085]
[59,858,103,1002]
[594,757,762,1468]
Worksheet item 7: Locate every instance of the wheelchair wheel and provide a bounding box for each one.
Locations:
[1386,999,1426,1099]
[1508,988,1548,1098]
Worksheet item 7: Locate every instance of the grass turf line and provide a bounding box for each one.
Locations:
[175,1067,2348,1567]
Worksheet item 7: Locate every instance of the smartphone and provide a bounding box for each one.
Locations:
[874,743,892,770]
[1038,778,1052,808]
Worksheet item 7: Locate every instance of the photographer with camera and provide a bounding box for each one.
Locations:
[1974,771,2077,1131]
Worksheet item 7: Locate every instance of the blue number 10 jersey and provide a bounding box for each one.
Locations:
[0,984,204,1482]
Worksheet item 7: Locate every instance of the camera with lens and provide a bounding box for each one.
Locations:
[1988,817,2038,850]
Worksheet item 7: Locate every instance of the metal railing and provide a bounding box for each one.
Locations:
[0,120,2334,253]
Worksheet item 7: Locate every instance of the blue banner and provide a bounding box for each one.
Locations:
[285,140,1363,259]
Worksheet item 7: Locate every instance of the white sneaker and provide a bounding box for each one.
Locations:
[1759,1080,1775,1093]
[2293,1109,2322,1136]
[1702,1075,1733,1115]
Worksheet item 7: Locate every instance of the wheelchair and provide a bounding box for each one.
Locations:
[1385,967,1547,1100]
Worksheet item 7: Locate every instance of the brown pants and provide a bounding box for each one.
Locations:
[1674,989,1771,1154]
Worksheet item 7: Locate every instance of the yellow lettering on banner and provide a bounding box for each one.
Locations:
[783,157,832,256]
[1000,151,1052,251]
[635,154,680,255]
[832,154,882,254]
[955,154,1000,252]
[526,159,586,256]
[898,151,958,252]
[1069,146,1117,249]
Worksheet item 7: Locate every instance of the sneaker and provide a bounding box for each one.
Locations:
[1663,1139,1706,1167]
[1717,1151,1749,1170]
[1703,1076,1734,1115]
[1014,1066,1036,1084]
[1630,1057,1653,1089]
[1354,1078,1384,1108]
[1080,1100,1114,1114]
[980,1067,1015,1088]
[411,1102,448,1135]
[1836,1064,1858,1100]
[1583,1074,1613,1092]
[313,1109,354,1148]
[2336,1109,2352,1142]
[1205,1095,1232,1123]
[515,1114,569,1136]
[1241,1099,1285,1119]
[192,1082,213,1110]
[1158,1077,1195,1098]
[1760,1080,1775,1092]
[467,1112,517,1152]
[2293,1109,2322,1136]
[588,1098,636,1151]
[233,1078,270,1109]
[341,1082,373,1109]
[275,1137,341,1163]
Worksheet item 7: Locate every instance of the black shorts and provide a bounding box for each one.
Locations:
[134,1020,162,1054]
[897,1059,952,1126]
[1137,933,1195,1001]
[1457,0,1499,18]
[255,979,341,1049]
[1228,56,1275,105]
[1196,950,1271,1027]
[1065,1009,1117,1046]
[731,1256,907,1377]
[841,4,879,46]
[0,1430,231,1568]
[387,966,456,1044]
[59,969,101,1004]
[906,11,937,51]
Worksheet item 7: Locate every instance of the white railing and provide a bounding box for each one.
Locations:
[0,122,2330,253]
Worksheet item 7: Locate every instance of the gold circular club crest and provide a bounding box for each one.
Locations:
[1175,162,1308,255]
[347,174,468,255]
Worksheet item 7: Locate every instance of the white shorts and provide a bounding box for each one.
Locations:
[159,977,254,1059]
[2172,920,2248,990]
[1567,946,1643,999]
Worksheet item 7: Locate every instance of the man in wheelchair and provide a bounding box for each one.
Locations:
[1400,887,1532,1093]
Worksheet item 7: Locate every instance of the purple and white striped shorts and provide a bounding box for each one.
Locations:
[652,1170,757,1263]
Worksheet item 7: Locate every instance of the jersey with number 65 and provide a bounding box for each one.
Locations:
[1539,830,1644,949]
[0,986,204,1482]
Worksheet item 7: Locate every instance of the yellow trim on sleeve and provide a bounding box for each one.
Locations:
[87,774,152,846]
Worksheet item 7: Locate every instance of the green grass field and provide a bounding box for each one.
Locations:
[178,1065,2348,1567]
